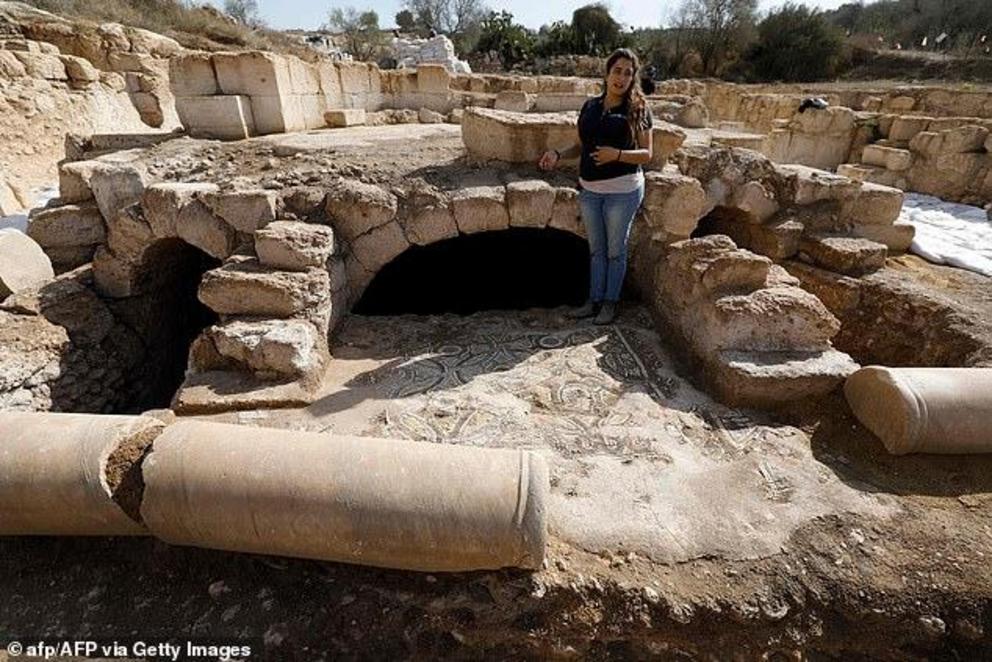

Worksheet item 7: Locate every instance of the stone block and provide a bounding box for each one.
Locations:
[850,221,914,253]
[888,115,932,142]
[27,203,105,248]
[107,51,156,73]
[649,122,687,168]
[213,51,289,97]
[249,94,308,134]
[461,108,577,163]
[731,181,779,223]
[909,125,990,158]
[106,204,154,259]
[698,251,772,294]
[841,182,904,227]
[749,218,804,260]
[887,96,916,112]
[175,95,255,140]
[286,56,320,95]
[59,55,99,85]
[169,51,219,97]
[0,50,26,78]
[255,221,335,271]
[451,186,509,234]
[201,189,277,233]
[201,319,327,380]
[176,199,238,260]
[317,61,343,107]
[836,163,872,182]
[494,90,535,112]
[337,61,371,97]
[198,258,330,318]
[349,220,409,272]
[506,180,554,228]
[861,144,912,171]
[706,349,857,408]
[11,51,66,79]
[0,230,53,299]
[705,287,840,352]
[417,64,450,93]
[325,109,366,127]
[401,201,458,246]
[324,179,397,241]
[418,107,444,124]
[776,164,860,206]
[548,187,583,237]
[88,162,148,223]
[642,172,707,238]
[142,182,219,238]
[799,236,887,276]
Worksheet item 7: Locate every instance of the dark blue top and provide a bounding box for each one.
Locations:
[578,95,654,182]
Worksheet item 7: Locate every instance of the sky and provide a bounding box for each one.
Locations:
[212,0,854,32]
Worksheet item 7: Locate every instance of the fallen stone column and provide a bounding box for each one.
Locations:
[141,421,548,572]
[844,367,992,454]
[0,412,162,535]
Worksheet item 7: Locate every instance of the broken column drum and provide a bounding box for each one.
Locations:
[845,367,992,455]
[141,421,549,572]
[0,412,161,535]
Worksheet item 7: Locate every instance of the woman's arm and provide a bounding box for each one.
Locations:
[538,126,582,171]
[592,128,653,165]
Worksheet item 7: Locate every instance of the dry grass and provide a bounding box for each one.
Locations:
[18,0,309,54]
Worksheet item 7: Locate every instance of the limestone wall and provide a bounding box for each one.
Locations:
[0,3,181,210]
[169,48,603,138]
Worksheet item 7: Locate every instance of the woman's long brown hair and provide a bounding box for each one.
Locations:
[604,48,647,147]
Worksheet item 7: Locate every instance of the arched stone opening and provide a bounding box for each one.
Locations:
[107,238,219,411]
[690,206,753,243]
[353,228,589,316]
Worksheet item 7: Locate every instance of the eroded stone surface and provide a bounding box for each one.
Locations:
[255,220,335,271]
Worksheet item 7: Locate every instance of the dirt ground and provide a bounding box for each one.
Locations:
[2,305,991,660]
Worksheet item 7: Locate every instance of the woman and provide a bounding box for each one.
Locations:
[539,48,653,325]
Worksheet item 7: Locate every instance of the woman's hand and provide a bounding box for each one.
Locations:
[592,146,621,165]
[538,150,559,171]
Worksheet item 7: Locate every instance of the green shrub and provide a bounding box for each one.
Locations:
[746,3,844,81]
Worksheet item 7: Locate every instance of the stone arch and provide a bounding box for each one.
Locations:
[352,226,590,315]
[326,177,587,309]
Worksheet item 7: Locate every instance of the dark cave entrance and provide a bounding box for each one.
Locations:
[353,228,590,315]
[111,239,219,412]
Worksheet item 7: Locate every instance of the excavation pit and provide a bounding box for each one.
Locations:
[3,122,992,657]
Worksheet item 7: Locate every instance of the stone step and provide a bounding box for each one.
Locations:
[190,318,328,382]
[799,235,887,276]
[198,257,330,320]
[254,220,335,271]
[702,287,840,353]
[705,349,859,408]
[861,144,912,171]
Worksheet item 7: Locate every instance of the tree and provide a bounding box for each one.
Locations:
[223,0,260,27]
[475,10,536,69]
[403,0,486,33]
[746,3,844,81]
[535,20,575,58]
[327,7,385,61]
[671,0,758,76]
[395,9,416,32]
[571,4,621,56]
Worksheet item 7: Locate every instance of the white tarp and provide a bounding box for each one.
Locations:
[900,193,992,278]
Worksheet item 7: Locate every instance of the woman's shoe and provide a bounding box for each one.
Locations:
[566,300,598,319]
[593,301,617,325]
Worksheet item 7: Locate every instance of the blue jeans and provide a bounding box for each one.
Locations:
[579,185,644,303]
